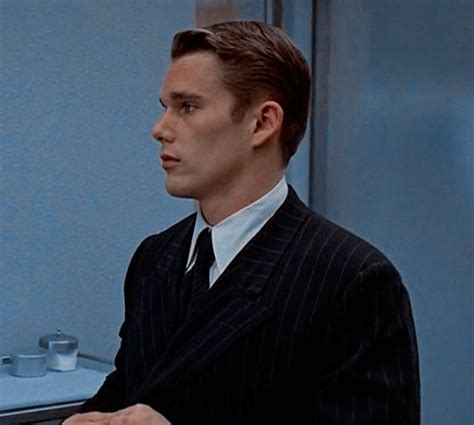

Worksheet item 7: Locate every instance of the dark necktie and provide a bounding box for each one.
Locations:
[184,228,215,317]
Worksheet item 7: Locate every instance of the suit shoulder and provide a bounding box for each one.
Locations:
[301,209,396,274]
[293,210,408,314]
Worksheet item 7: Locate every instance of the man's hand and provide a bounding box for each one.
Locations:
[63,404,171,425]
[62,411,113,424]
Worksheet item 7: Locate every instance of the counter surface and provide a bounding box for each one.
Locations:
[0,358,112,412]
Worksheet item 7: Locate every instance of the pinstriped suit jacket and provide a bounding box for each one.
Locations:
[81,187,420,424]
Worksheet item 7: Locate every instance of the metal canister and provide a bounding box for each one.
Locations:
[39,328,79,371]
[9,350,47,377]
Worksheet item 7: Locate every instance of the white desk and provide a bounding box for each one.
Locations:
[0,358,113,424]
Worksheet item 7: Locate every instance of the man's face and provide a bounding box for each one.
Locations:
[152,52,253,202]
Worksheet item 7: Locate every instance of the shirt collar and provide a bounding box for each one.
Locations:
[186,177,288,274]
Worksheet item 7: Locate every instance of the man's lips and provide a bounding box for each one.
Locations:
[160,153,180,169]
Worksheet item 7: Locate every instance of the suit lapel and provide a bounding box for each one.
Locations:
[132,186,311,403]
[143,215,195,354]
[158,216,195,296]
[225,186,310,296]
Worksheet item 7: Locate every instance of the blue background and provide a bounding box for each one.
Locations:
[1,1,472,423]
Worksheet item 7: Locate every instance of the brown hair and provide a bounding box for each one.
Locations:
[171,21,311,164]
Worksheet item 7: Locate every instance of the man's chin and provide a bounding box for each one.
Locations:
[164,181,196,200]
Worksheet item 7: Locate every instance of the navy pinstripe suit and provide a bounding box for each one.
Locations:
[81,187,420,424]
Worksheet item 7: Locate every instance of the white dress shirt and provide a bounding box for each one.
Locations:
[186,177,288,287]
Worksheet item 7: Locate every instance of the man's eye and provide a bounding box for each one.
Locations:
[181,102,196,114]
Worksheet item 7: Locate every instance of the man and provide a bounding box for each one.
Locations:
[65,21,420,424]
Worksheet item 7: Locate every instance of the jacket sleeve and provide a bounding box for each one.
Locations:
[315,260,420,424]
[78,237,152,413]
[78,332,128,412]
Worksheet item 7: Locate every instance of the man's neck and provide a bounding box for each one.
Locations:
[199,172,285,226]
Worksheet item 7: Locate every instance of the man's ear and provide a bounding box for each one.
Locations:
[251,101,284,148]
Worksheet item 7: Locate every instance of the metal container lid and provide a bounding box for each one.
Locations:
[12,349,47,359]
[38,328,78,352]
[9,349,47,377]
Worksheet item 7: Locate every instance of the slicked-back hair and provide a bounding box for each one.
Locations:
[171,21,311,164]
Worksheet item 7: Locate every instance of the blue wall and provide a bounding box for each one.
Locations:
[314,1,473,424]
[0,0,196,358]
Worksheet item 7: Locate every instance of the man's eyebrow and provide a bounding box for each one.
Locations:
[159,92,205,108]
[169,91,204,101]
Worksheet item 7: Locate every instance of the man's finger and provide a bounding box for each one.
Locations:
[63,411,114,424]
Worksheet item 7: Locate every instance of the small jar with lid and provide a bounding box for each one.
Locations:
[8,349,47,377]
[39,328,79,372]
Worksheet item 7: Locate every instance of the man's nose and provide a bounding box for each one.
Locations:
[152,113,174,144]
